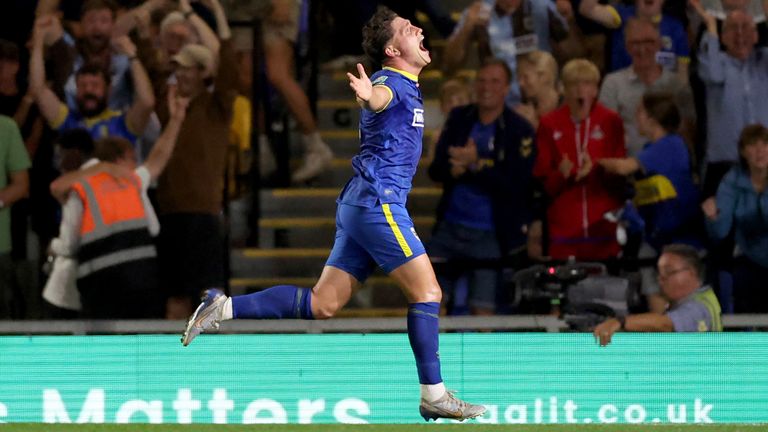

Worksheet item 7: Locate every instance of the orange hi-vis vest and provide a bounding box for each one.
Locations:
[72,172,156,280]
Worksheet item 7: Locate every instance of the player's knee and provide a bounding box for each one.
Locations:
[411,284,442,304]
[312,300,340,320]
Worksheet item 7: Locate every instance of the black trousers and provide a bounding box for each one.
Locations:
[78,258,163,319]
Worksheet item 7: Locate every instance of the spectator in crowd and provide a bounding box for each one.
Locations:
[534,59,625,261]
[593,244,722,346]
[695,0,768,47]
[578,0,689,78]
[112,0,222,109]
[263,0,333,183]
[515,50,561,129]
[692,1,768,198]
[44,91,189,318]
[0,115,30,318]
[599,18,695,157]
[600,93,702,250]
[44,0,135,110]
[0,38,46,319]
[442,0,572,105]
[702,124,768,313]
[428,59,537,315]
[0,40,43,150]
[30,16,156,147]
[155,34,238,318]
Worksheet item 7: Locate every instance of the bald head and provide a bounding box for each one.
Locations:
[722,10,757,60]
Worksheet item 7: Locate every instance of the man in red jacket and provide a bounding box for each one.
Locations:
[534,59,626,261]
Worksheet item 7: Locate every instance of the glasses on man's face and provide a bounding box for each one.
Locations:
[657,267,690,281]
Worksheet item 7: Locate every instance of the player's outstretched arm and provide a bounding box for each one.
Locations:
[347,63,393,112]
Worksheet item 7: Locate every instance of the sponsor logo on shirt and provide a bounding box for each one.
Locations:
[372,76,388,85]
[591,125,604,140]
[412,108,425,128]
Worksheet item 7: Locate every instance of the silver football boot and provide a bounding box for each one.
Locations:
[419,391,486,421]
[181,288,227,346]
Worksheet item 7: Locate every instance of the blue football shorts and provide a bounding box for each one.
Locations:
[325,202,426,282]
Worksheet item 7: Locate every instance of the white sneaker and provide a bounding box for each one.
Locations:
[291,135,333,184]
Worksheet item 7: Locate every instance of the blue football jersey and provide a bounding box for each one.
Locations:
[338,67,424,207]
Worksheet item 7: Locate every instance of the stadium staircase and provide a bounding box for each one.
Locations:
[228,1,475,315]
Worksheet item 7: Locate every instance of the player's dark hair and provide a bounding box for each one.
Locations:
[642,92,680,133]
[480,57,513,83]
[76,62,111,86]
[95,137,133,163]
[737,123,768,169]
[662,244,704,282]
[55,128,95,157]
[362,7,398,65]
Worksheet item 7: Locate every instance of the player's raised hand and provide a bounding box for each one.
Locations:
[348,63,373,102]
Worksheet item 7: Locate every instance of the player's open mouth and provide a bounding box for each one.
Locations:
[419,38,428,53]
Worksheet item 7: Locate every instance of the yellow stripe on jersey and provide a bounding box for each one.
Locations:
[382,203,413,257]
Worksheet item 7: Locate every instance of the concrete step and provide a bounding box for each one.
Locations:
[260,186,442,218]
[258,215,436,248]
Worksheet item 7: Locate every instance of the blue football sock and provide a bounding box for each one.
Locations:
[407,302,443,384]
[232,285,314,319]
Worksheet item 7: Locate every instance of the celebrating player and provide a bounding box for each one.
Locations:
[180,7,485,422]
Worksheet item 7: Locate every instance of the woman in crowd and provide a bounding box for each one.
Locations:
[515,50,561,129]
[702,124,768,313]
[599,92,702,252]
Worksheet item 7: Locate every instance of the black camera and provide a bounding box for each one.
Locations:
[511,261,636,331]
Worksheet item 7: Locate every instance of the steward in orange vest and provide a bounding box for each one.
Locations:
[72,171,161,318]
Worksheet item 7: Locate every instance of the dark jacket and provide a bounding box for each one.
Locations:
[428,104,539,255]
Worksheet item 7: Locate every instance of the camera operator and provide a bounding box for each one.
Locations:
[593,244,722,346]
